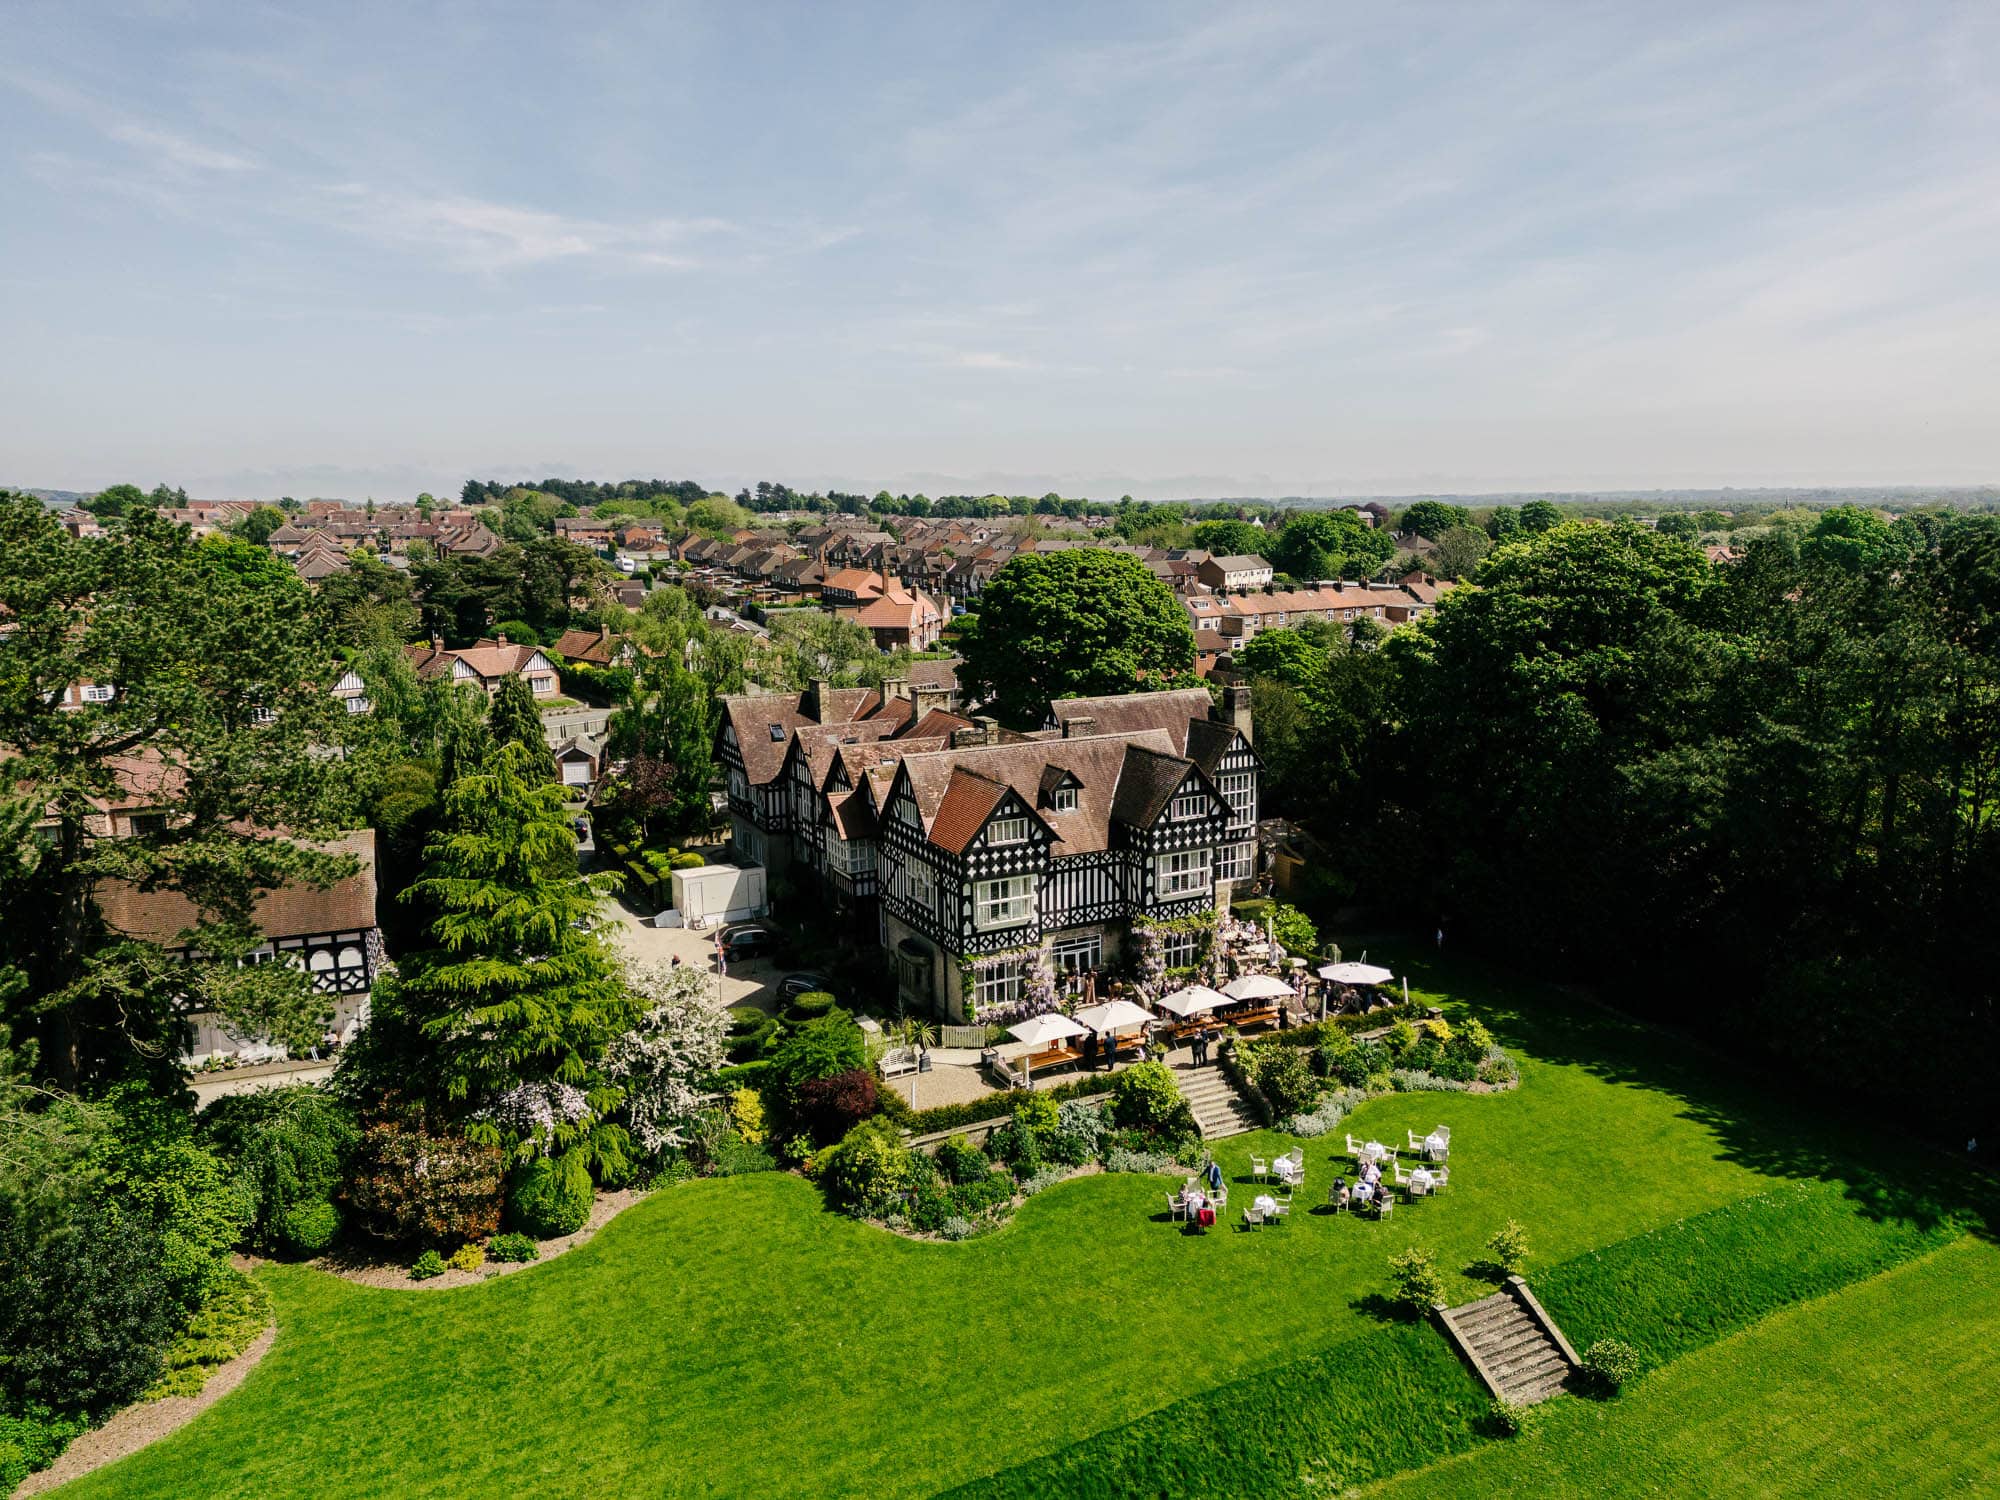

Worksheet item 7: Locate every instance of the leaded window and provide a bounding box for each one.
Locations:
[1154,847,1211,897]
[974,875,1035,929]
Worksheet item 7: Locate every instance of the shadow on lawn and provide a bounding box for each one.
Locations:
[1386,945,2000,1242]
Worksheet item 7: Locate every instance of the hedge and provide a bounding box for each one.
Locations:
[711,1060,775,1090]
[943,1179,1966,1498]
[902,1075,1115,1136]
[1257,1004,1431,1051]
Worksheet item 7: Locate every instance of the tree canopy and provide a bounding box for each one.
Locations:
[959,549,1196,724]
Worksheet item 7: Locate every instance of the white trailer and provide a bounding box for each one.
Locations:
[666,864,767,929]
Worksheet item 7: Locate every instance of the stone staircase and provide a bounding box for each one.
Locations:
[1179,1063,1262,1139]
[1435,1277,1580,1404]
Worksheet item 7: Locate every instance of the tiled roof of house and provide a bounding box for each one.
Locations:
[551,626,617,665]
[892,728,1180,857]
[1110,742,1195,828]
[1048,687,1215,743]
[927,768,1014,854]
[96,829,378,946]
[1209,554,1270,572]
[908,657,960,692]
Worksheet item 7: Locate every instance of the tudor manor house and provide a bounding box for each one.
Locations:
[717,679,1261,1022]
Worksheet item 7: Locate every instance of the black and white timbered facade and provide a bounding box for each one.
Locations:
[718,682,1263,1021]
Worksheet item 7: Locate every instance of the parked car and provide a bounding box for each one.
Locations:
[778,971,830,1000]
[719,924,774,963]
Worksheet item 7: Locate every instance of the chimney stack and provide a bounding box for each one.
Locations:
[976,716,1000,745]
[882,676,910,703]
[810,678,832,720]
[951,725,985,749]
[1062,715,1097,739]
[1217,684,1254,746]
[911,684,951,721]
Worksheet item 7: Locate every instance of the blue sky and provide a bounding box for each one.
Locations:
[3,2,1996,500]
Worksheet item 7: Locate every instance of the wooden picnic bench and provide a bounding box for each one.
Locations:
[1021,1045,1081,1074]
[1221,1006,1281,1031]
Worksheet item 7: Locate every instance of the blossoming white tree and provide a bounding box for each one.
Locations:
[603,963,729,1155]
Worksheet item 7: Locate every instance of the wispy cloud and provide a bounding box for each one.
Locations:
[108,124,257,173]
[315,186,743,273]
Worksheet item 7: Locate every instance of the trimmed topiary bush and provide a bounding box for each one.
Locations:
[487,1231,539,1263]
[507,1153,593,1239]
[277,1197,340,1255]
[785,990,838,1022]
[409,1249,446,1281]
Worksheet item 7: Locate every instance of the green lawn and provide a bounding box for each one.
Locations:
[1370,1235,2000,1498]
[63,957,1986,1499]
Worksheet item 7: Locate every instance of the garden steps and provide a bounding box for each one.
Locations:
[1434,1276,1581,1405]
[1179,1064,1261,1139]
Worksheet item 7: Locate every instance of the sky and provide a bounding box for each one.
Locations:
[3,1,1997,502]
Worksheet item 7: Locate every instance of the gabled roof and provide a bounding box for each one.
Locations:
[889,728,1179,856]
[1208,554,1270,572]
[928,768,1014,855]
[1110,743,1202,829]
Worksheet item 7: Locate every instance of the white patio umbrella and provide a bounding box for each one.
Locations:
[1317,962,1394,985]
[1073,999,1154,1034]
[1007,1012,1088,1047]
[1157,985,1231,1019]
[1221,973,1293,1001]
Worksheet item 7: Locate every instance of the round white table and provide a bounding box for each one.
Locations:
[1253,1194,1278,1215]
[1360,1140,1388,1162]
[1424,1132,1448,1158]
[1409,1169,1435,1194]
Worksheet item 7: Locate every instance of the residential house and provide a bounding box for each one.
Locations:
[549,625,636,669]
[837,578,946,651]
[555,516,615,549]
[820,569,888,607]
[404,636,560,698]
[1196,554,1274,591]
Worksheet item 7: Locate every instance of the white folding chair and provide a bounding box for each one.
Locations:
[1345,1132,1364,1157]
[1168,1193,1188,1222]
[1243,1206,1264,1230]
[1251,1155,1268,1182]
[1391,1161,1408,1186]
[1212,1185,1228,1210]
[1269,1202,1290,1226]
[1407,1128,1425,1151]
[1377,1192,1395,1220]
[1431,1167,1449,1192]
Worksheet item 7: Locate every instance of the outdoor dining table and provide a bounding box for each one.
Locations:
[1359,1140,1389,1163]
[1180,1190,1216,1230]
[1253,1194,1279,1216]
[1424,1131,1449,1160]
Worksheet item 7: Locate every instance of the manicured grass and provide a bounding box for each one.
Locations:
[943,1180,1964,1498]
[64,961,1987,1500]
[1369,1235,2000,1498]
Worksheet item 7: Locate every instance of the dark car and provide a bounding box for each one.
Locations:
[778,971,830,1000]
[719,925,774,963]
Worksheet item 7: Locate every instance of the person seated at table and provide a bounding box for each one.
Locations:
[1362,1160,1380,1187]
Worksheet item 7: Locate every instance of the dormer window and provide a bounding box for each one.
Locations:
[988,816,1029,845]
[1052,786,1078,814]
